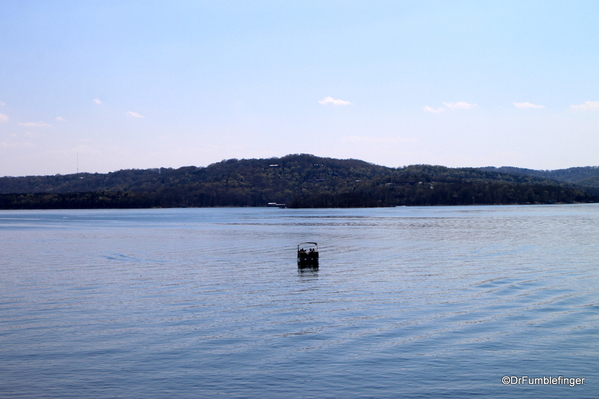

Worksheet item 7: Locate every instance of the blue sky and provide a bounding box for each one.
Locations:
[1,0,598,176]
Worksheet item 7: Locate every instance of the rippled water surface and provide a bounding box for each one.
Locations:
[1,205,598,398]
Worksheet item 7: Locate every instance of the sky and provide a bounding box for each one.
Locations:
[1,0,598,177]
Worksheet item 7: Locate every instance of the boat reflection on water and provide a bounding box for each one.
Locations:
[297,242,319,270]
[298,266,318,275]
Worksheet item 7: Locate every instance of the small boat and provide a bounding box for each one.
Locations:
[297,242,319,267]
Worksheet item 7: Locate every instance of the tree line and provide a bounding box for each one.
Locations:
[0,154,597,209]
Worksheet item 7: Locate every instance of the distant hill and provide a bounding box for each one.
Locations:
[480,166,599,187]
[1,154,597,209]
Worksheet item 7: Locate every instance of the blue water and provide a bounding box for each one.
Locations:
[1,205,598,398]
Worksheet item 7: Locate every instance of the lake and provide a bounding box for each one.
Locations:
[1,204,598,398]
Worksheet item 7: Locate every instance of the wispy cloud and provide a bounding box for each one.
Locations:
[0,113,8,122]
[18,121,51,127]
[570,101,599,111]
[0,101,6,106]
[514,102,545,109]
[93,98,102,104]
[319,96,351,105]
[55,116,67,122]
[443,101,478,110]
[423,106,445,113]
[0,141,35,149]
[127,111,145,118]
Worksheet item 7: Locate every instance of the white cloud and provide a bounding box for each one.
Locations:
[423,106,445,113]
[514,102,545,109]
[93,98,102,104]
[570,101,599,111]
[319,96,351,105]
[18,121,51,127]
[55,116,67,122]
[0,101,6,106]
[0,113,8,122]
[443,101,478,110]
[127,111,145,118]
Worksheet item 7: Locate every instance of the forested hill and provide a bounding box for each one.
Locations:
[480,166,599,188]
[1,154,597,209]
